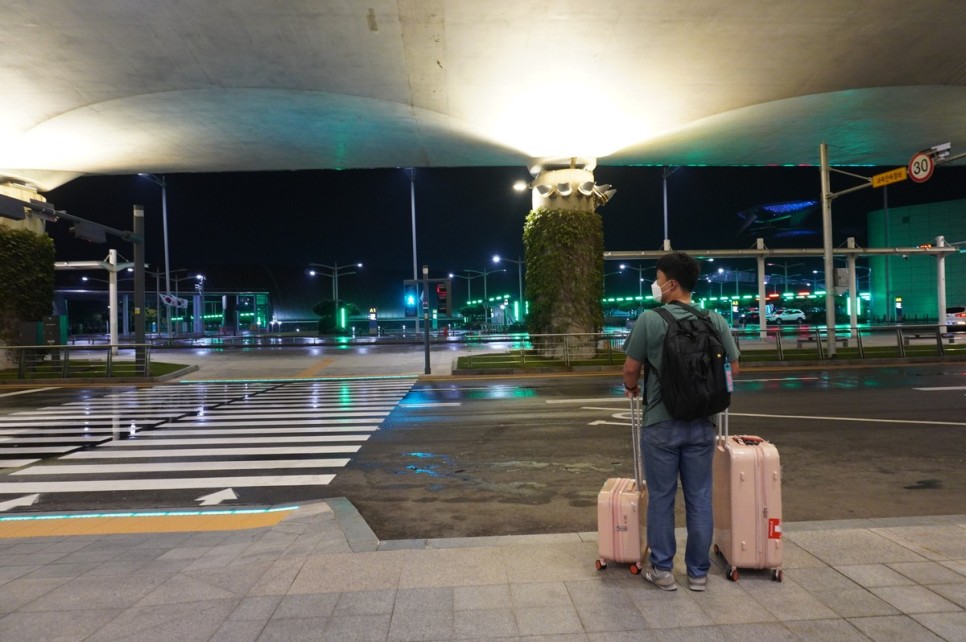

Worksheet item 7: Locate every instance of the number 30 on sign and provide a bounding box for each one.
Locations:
[908,152,934,183]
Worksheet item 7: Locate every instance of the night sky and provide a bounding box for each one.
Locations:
[44,163,966,314]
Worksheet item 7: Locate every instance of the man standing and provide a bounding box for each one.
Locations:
[621,251,740,592]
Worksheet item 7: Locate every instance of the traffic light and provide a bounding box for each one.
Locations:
[435,279,452,315]
[70,221,107,243]
[0,194,27,220]
[403,281,418,317]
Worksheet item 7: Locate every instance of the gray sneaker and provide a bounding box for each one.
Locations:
[688,575,707,592]
[644,565,677,591]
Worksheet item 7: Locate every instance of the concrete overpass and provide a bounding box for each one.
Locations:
[1,1,964,191]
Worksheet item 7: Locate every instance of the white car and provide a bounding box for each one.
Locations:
[766,308,806,324]
[947,306,966,333]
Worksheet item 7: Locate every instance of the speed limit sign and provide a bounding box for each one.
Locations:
[908,152,935,183]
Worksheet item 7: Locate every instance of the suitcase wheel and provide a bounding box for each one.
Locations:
[629,563,641,575]
[772,569,783,582]
[728,568,740,582]
[595,559,606,571]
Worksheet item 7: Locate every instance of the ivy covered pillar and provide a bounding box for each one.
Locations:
[0,183,55,368]
[522,158,616,359]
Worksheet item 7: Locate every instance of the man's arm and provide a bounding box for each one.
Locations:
[713,314,741,371]
[622,356,643,398]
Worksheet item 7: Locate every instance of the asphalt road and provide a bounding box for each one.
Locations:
[330,365,966,539]
[1,364,964,541]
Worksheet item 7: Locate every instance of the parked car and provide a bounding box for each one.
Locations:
[947,306,966,333]
[738,311,760,325]
[766,308,806,324]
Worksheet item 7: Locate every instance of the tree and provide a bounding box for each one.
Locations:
[312,300,361,334]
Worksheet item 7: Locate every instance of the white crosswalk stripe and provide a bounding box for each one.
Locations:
[0,378,416,502]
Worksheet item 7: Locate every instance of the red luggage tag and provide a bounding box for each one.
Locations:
[768,518,782,539]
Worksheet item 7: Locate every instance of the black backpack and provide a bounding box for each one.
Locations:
[649,301,731,420]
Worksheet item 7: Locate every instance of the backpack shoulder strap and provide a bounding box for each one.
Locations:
[670,301,726,341]
[652,306,678,328]
[645,306,677,380]
[669,300,710,320]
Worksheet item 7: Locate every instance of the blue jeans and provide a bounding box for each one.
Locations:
[642,418,715,577]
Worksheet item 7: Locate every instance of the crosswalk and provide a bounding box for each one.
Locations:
[0,378,416,508]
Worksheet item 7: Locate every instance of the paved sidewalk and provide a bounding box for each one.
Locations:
[0,501,963,641]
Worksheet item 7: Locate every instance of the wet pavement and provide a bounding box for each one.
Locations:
[0,346,964,640]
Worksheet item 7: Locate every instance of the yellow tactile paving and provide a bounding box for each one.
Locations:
[0,509,294,538]
[296,357,336,378]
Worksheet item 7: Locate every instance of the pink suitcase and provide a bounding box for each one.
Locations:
[712,411,784,582]
[596,396,647,574]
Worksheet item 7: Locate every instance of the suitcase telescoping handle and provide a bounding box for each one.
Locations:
[716,408,729,441]
[630,396,644,491]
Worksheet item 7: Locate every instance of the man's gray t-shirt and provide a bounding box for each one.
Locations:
[623,303,740,426]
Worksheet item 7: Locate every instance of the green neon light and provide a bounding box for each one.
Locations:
[339,306,346,329]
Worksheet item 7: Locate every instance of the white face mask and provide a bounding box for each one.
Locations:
[651,280,667,301]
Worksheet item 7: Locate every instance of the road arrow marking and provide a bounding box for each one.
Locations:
[0,493,40,512]
[196,488,238,506]
[589,420,631,426]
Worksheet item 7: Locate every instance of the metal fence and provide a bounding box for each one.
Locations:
[0,344,152,380]
[730,324,963,361]
[459,332,629,368]
[458,325,963,369]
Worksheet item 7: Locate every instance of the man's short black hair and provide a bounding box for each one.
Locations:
[656,251,700,293]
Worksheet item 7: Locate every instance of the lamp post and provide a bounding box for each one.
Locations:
[853,265,872,321]
[167,272,195,335]
[139,174,171,337]
[767,261,807,295]
[81,272,133,340]
[492,254,524,320]
[620,264,656,301]
[464,266,504,331]
[603,265,625,294]
[449,272,482,309]
[194,274,206,335]
[309,261,362,306]
[309,262,362,331]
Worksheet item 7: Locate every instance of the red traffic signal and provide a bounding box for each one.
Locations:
[435,280,452,315]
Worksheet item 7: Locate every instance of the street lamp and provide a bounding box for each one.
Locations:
[767,261,807,295]
[449,271,483,309]
[464,266,505,330]
[811,270,826,292]
[139,173,172,337]
[194,274,206,335]
[492,254,524,319]
[853,264,873,318]
[308,261,363,305]
[603,265,625,294]
[619,263,656,301]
